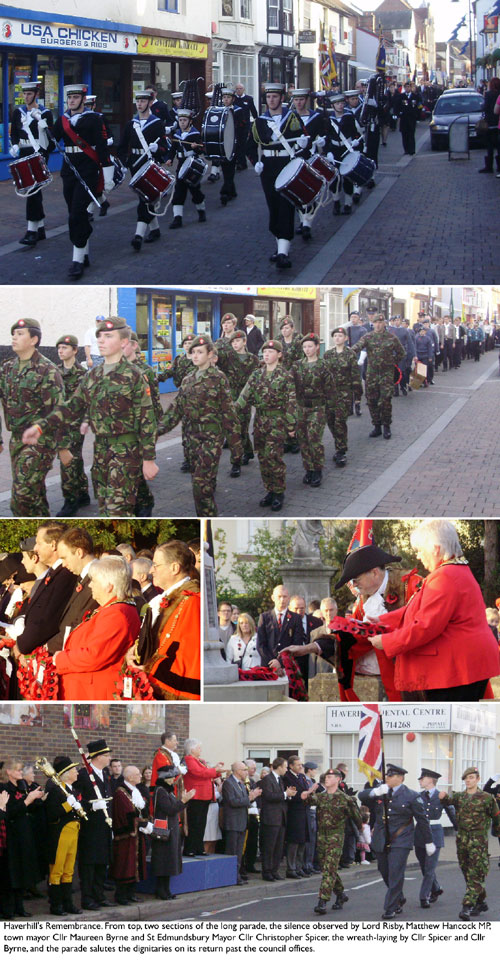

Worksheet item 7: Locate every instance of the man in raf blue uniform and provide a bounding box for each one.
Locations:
[359,763,434,919]
[415,768,456,908]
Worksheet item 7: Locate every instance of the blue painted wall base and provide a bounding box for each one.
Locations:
[137,854,238,896]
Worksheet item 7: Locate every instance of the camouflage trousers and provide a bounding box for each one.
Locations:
[135,476,155,515]
[365,375,394,426]
[317,836,344,901]
[60,433,89,502]
[326,405,349,453]
[91,437,143,517]
[297,405,325,471]
[239,409,254,457]
[190,432,223,517]
[9,436,55,517]
[457,834,489,906]
[254,416,287,495]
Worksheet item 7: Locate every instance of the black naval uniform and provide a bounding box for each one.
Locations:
[253,106,305,247]
[53,108,110,250]
[395,89,420,155]
[118,112,169,227]
[234,91,258,168]
[168,126,206,216]
[415,788,456,904]
[74,766,113,909]
[10,102,54,230]
[326,113,355,212]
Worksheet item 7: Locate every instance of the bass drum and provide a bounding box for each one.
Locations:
[178,155,209,186]
[202,106,235,161]
[275,157,324,209]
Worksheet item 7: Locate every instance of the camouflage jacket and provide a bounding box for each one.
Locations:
[40,355,157,459]
[213,337,234,376]
[353,329,406,376]
[158,366,243,456]
[441,790,500,839]
[223,351,260,399]
[0,349,65,447]
[279,334,304,370]
[236,365,297,432]
[291,357,333,407]
[323,347,363,404]
[310,790,363,838]
[57,361,88,399]
[158,354,193,388]
[133,357,163,423]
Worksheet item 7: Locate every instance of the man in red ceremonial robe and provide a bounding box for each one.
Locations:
[112,765,151,905]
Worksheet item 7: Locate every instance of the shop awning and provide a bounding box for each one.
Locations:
[348,60,375,74]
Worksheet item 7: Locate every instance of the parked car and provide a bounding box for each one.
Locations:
[429,90,485,150]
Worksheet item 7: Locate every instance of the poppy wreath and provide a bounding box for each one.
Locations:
[113,664,155,701]
[329,615,388,640]
[238,652,308,702]
[17,646,59,700]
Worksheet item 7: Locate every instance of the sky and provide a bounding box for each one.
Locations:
[354,1,472,43]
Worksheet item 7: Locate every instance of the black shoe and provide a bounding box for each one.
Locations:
[269,252,278,262]
[303,471,313,485]
[334,451,347,466]
[19,231,38,246]
[383,425,391,439]
[382,912,395,920]
[276,253,291,269]
[366,179,376,189]
[259,491,274,507]
[262,874,275,882]
[471,901,488,916]
[37,227,46,240]
[301,226,312,241]
[198,210,207,222]
[95,900,112,908]
[220,195,228,206]
[355,402,361,416]
[242,452,254,465]
[99,200,110,216]
[353,193,361,205]
[131,235,143,250]
[429,888,443,903]
[401,386,407,396]
[145,229,161,243]
[369,425,382,437]
[169,216,183,229]
[84,255,90,268]
[459,906,471,921]
[77,492,91,507]
[271,493,284,512]
[81,901,100,910]
[420,900,430,909]
[314,899,328,915]
[332,893,348,910]
[310,470,322,487]
[68,261,84,279]
[343,205,352,215]
[229,462,241,478]
[180,460,191,473]
[333,201,341,215]
[56,499,79,517]
[286,871,300,879]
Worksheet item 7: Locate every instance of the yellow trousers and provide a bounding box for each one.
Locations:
[49,821,80,884]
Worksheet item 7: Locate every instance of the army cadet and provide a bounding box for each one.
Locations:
[167,108,207,229]
[236,339,297,513]
[359,764,434,920]
[312,768,363,915]
[415,768,456,908]
[213,312,239,378]
[0,318,69,517]
[122,332,162,517]
[157,333,195,473]
[55,334,90,517]
[226,330,259,468]
[278,317,302,454]
[45,755,83,916]
[10,80,54,247]
[291,333,331,488]
[157,335,243,516]
[353,314,405,439]
[323,326,363,467]
[118,89,169,250]
[439,766,500,920]
[22,317,158,517]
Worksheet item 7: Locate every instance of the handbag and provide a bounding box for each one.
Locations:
[476,117,488,135]
[152,789,171,841]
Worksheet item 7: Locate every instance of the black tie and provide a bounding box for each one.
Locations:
[278,613,283,630]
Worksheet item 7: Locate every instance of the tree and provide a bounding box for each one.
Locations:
[0,519,199,554]
[214,524,294,612]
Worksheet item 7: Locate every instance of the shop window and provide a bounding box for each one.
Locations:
[37,56,60,113]
[152,295,174,369]
[224,54,255,92]
[63,57,83,88]
[136,293,149,353]
[7,54,33,124]
[175,294,195,348]
[133,59,153,101]
[197,298,215,339]
[253,299,271,339]
[158,0,179,11]
[152,62,174,105]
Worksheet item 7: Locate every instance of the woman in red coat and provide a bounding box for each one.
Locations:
[369,520,500,700]
[183,739,225,857]
[53,557,140,700]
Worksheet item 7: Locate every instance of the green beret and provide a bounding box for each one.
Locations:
[187,335,213,352]
[56,334,78,348]
[301,332,319,346]
[95,316,129,335]
[331,327,347,337]
[221,313,237,325]
[181,333,196,347]
[229,330,247,343]
[462,767,480,779]
[279,316,294,329]
[11,318,41,334]
[262,339,283,353]
[129,331,139,343]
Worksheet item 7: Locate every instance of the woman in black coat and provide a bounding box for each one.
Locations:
[1,758,46,918]
[479,77,500,173]
[151,766,195,900]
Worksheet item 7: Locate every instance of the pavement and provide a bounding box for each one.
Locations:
[1,123,497,285]
[0,348,497,519]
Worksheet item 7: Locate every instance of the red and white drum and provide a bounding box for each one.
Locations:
[129,160,175,204]
[308,153,338,186]
[339,151,376,186]
[10,153,52,196]
[178,155,208,186]
[275,158,324,208]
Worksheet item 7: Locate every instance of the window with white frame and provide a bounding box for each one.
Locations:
[283,0,293,32]
[222,0,234,16]
[328,733,403,792]
[268,0,279,30]
[158,0,179,11]
[241,0,252,18]
[224,53,255,93]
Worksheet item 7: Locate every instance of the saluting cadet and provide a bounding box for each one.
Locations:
[323,326,363,466]
[291,333,331,488]
[53,84,114,279]
[290,88,325,241]
[9,80,54,247]
[439,766,500,920]
[359,764,434,920]
[45,756,83,916]
[353,314,405,439]
[55,334,90,517]
[236,339,297,513]
[415,768,456,908]
[118,89,169,251]
[167,108,207,229]
[312,768,362,915]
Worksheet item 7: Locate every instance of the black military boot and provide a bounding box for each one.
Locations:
[229,461,241,478]
[198,209,207,222]
[301,226,312,241]
[259,491,274,507]
[144,228,161,243]
[56,499,79,517]
[77,492,91,507]
[332,893,348,910]
[334,450,347,466]
[68,261,84,279]
[242,452,254,465]
[458,905,471,921]
[369,424,382,437]
[169,216,183,229]
[478,156,493,173]
[131,235,143,250]
[60,883,81,915]
[99,199,110,216]
[310,471,322,488]
[19,230,38,246]
[471,901,488,916]
[48,885,67,916]
[383,425,392,439]
[303,471,313,485]
[180,460,191,472]
[354,401,361,416]
[314,898,328,915]
[37,227,47,240]
[271,493,284,512]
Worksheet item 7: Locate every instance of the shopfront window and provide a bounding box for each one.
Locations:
[174,294,195,348]
[133,59,153,102]
[224,54,255,92]
[153,62,174,104]
[152,295,173,369]
[37,56,60,113]
[253,299,271,339]
[93,61,123,141]
[328,733,402,793]
[136,293,150,354]
[197,298,215,339]
[7,54,34,124]
[63,57,83,87]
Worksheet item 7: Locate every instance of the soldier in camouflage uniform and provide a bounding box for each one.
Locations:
[213,312,239,374]
[236,339,297,513]
[311,768,362,914]
[0,318,69,517]
[123,332,162,517]
[291,333,332,488]
[157,333,195,473]
[353,315,405,439]
[225,330,259,469]
[278,316,302,454]
[323,326,363,467]
[157,335,243,516]
[23,317,158,517]
[55,334,90,516]
[439,766,500,920]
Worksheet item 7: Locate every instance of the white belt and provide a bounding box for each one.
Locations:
[131,148,145,155]
[263,149,286,157]
[65,145,84,153]
[429,820,442,825]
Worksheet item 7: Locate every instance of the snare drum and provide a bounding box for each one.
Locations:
[129,160,175,204]
[202,106,236,161]
[308,153,338,186]
[339,151,376,186]
[10,153,52,197]
[178,155,208,186]
[275,158,324,208]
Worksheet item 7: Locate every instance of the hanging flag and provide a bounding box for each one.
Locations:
[318,22,332,90]
[458,41,469,56]
[329,28,338,84]
[376,27,386,72]
[347,520,374,554]
[358,704,383,784]
[448,15,466,43]
[343,287,361,305]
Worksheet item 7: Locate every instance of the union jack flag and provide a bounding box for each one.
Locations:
[358,704,383,784]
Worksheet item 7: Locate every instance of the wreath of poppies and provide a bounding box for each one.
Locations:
[238,651,308,702]
[17,646,59,700]
[113,664,155,701]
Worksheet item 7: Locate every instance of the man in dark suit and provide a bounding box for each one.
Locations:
[14,523,77,656]
[234,83,258,169]
[146,84,175,127]
[257,584,305,670]
[222,762,262,884]
[289,595,322,688]
[260,757,297,881]
[46,527,98,654]
[243,314,264,356]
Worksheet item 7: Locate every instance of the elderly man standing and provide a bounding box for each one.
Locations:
[353,314,405,439]
[222,762,262,885]
[112,765,152,906]
[257,584,305,672]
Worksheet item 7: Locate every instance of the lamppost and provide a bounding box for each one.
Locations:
[451,0,476,85]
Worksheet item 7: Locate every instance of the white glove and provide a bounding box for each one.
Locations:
[31,109,42,121]
[425,842,436,856]
[326,152,335,164]
[315,136,326,148]
[297,134,309,149]
[139,821,153,835]
[149,142,159,155]
[255,161,264,175]
[9,144,20,158]
[352,138,362,150]
[103,165,115,192]
[66,794,78,808]
[91,799,108,812]
[38,118,48,130]
[491,774,500,783]
[372,784,389,796]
